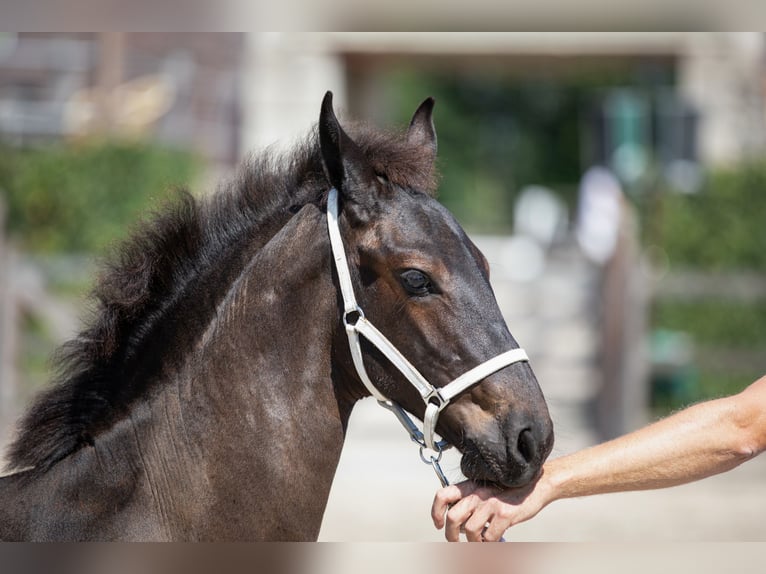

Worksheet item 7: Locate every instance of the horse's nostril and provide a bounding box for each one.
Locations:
[517,428,535,463]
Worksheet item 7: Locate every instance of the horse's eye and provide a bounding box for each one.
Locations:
[400,269,434,297]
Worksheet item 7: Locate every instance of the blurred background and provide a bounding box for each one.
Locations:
[0,32,764,540]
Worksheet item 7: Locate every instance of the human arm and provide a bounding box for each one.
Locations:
[432,374,766,541]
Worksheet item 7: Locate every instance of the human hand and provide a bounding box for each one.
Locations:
[431,478,548,542]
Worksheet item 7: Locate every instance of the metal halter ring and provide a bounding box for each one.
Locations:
[342,306,365,328]
[425,389,446,410]
[420,445,450,487]
[419,444,443,464]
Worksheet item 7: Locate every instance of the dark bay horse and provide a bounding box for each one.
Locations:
[0,93,553,541]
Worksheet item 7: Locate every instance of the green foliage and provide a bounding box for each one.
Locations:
[17,309,58,401]
[653,300,766,348]
[656,161,766,271]
[0,140,199,253]
[383,65,670,232]
[651,370,755,416]
[695,372,758,401]
[649,161,766,409]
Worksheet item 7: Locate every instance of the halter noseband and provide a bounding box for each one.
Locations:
[327,187,530,455]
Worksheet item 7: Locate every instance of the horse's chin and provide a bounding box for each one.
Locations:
[459,444,539,489]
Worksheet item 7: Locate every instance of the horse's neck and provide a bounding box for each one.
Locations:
[146,204,347,539]
[0,205,351,541]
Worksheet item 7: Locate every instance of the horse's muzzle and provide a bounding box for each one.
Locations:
[459,415,553,488]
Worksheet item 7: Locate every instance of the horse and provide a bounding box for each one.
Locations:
[0,92,554,541]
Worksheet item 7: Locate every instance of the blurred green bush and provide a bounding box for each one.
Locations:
[651,161,766,409]
[0,140,199,253]
[383,68,633,232]
[0,139,199,399]
[653,300,766,348]
[656,161,766,271]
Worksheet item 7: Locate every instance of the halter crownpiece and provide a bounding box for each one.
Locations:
[326,187,530,453]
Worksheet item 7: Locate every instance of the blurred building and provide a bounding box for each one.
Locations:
[0,33,244,167]
[3,33,764,172]
[242,33,766,170]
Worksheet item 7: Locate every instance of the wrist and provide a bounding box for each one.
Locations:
[537,458,567,505]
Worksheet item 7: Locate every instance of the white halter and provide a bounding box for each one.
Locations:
[327,188,530,453]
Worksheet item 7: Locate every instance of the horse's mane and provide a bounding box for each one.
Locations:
[6,121,439,473]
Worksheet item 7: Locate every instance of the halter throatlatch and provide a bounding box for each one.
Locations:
[327,187,530,459]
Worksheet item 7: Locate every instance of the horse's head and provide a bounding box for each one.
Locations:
[320,93,553,488]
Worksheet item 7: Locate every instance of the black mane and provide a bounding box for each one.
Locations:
[5,122,438,473]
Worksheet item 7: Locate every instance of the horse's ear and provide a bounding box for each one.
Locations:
[319,91,377,224]
[407,97,437,163]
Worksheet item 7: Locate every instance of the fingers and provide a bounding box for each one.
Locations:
[481,512,511,542]
[462,498,515,542]
[431,481,477,529]
[444,496,475,542]
[432,480,529,542]
[444,498,503,542]
[462,504,493,542]
[431,485,459,529]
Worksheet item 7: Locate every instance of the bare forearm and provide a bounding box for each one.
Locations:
[432,377,766,541]
[542,384,766,504]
